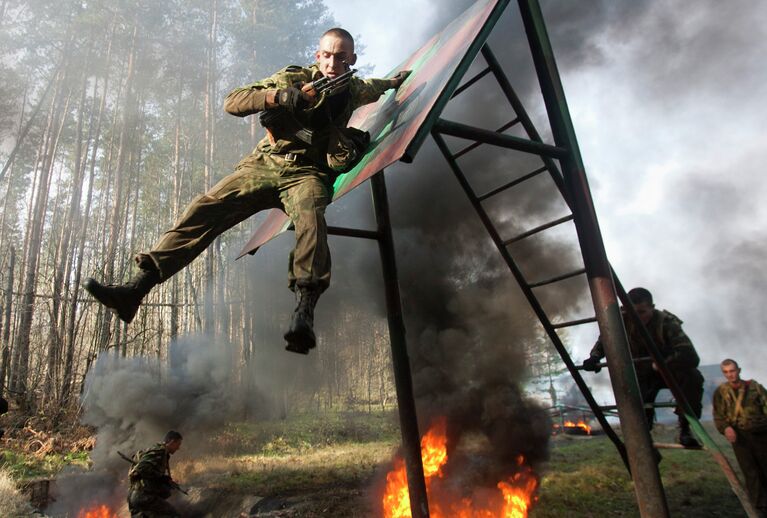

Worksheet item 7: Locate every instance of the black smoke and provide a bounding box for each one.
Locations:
[47,336,260,515]
[347,0,663,497]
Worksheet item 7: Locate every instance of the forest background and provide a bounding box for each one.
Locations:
[0,0,420,425]
[0,0,573,431]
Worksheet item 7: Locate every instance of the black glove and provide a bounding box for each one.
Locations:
[391,70,412,88]
[582,357,602,373]
[276,86,311,112]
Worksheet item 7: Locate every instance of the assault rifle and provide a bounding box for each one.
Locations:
[306,67,357,97]
[259,68,357,145]
[118,450,189,496]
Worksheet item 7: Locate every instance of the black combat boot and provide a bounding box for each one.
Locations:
[84,268,160,324]
[284,286,320,355]
[678,418,701,448]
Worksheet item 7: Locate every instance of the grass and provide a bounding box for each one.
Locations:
[186,414,750,517]
[212,411,401,456]
[224,442,393,490]
[533,423,748,517]
[175,411,402,516]
[0,411,754,517]
[0,449,90,480]
[0,468,35,518]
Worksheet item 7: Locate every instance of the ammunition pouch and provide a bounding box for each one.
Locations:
[259,109,314,145]
[150,476,173,499]
[129,474,172,500]
[326,126,370,173]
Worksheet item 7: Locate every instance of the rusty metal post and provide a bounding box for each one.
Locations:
[517,1,670,516]
[371,171,430,518]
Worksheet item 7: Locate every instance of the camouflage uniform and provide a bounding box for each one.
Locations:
[588,309,704,427]
[127,443,179,518]
[135,64,393,293]
[713,380,767,515]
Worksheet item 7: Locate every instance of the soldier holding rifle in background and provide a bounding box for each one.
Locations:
[126,430,184,518]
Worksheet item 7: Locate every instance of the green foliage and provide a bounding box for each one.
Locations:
[0,449,90,480]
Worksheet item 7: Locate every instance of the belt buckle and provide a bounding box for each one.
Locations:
[284,152,298,163]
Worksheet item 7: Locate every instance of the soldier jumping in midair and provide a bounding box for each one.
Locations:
[85,28,409,354]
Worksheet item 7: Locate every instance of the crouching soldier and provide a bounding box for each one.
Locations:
[128,430,183,518]
[581,287,704,447]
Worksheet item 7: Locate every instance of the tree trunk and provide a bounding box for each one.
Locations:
[96,21,139,354]
[0,247,15,398]
[60,29,113,407]
[170,71,184,342]
[12,66,70,402]
[45,49,93,403]
[203,0,218,334]
[0,62,62,184]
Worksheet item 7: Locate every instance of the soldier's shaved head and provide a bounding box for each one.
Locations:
[316,28,357,78]
[163,430,183,443]
[163,430,183,454]
[628,287,653,306]
[321,28,354,49]
[720,358,742,385]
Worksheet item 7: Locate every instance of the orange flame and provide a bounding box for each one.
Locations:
[420,417,448,478]
[383,417,448,518]
[382,419,538,518]
[77,504,118,518]
[563,420,591,434]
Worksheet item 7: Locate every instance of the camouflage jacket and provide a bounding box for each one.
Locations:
[223,64,392,164]
[589,309,700,378]
[713,380,767,433]
[129,443,172,497]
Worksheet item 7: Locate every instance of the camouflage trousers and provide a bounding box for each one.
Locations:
[136,152,333,293]
[127,489,179,518]
[639,367,704,428]
[732,429,767,516]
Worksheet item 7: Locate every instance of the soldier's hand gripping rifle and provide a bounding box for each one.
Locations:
[259,68,357,145]
[165,478,189,496]
[118,450,189,496]
[304,67,357,98]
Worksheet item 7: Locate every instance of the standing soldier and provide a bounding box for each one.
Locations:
[127,430,183,518]
[713,359,767,516]
[581,287,704,447]
[84,28,410,354]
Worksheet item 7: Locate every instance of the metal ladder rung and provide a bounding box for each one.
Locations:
[599,402,677,412]
[650,402,678,408]
[551,316,597,329]
[477,165,548,202]
[435,118,568,159]
[451,66,493,99]
[503,214,573,245]
[576,356,655,371]
[527,267,586,288]
[452,118,521,160]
